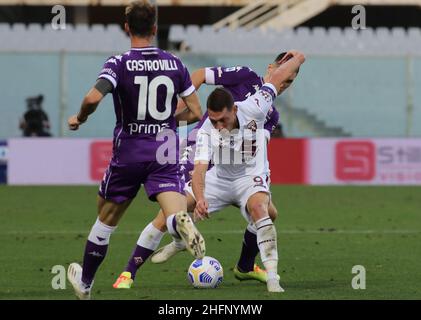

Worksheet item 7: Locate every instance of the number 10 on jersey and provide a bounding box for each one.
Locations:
[134,75,174,121]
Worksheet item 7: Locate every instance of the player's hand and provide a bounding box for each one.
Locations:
[68,115,84,131]
[194,199,209,221]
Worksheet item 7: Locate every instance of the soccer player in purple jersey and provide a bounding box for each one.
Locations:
[112,53,300,289]
[66,1,205,300]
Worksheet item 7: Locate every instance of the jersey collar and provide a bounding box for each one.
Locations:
[131,46,157,51]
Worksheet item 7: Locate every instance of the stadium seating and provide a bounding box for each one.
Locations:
[0,23,420,56]
[166,25,421,56]
[0,23,128,52]
[0,23,419,138]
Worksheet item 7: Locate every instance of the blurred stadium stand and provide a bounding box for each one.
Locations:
[168,25,421,55]
[0,23,129,52]
[0,0,420,139]
[0,23,420,55]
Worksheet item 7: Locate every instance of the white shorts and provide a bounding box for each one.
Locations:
[184,167,271,224]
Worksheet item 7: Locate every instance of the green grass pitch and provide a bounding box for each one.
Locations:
[0,185,420,300]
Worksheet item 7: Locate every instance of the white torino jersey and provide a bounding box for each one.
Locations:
[195,83,277,179]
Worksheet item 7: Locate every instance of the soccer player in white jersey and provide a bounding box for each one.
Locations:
[192,51,305,292]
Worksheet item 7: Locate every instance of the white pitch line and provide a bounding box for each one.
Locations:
[1,230,421,235]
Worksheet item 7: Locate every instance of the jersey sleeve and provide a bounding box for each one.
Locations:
[247,83,278,121]
[97,55,122,89]
[205,66,256,86]
[177,60,195,98]
[194,126,212,163]
[264,106,280,133]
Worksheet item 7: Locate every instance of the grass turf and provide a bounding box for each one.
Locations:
[0,185,420,300]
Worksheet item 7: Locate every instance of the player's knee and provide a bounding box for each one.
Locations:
[98,212,119,226]
[249,202,269,221]
[97,200,129,226]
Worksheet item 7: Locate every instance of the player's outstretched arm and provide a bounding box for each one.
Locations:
[190,68,206,90]
[268,50,305,93]
[68,79,112,130]
[192,161,209,220]
[175,97,201,124]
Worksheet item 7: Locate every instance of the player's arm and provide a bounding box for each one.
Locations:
[68,79,113,131]
[192,161,209,220]
[191,68,206,90]
[192,128,212,219]
[176,60,204,124]
[175,68,207,124]
[176,91,203,124]
[177,66,252,117]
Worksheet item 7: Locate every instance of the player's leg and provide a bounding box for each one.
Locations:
[68,163,142,299]
[149,146,197,262]
[156,191,205,259]
[68,196,132,299]
[150,168,229,264]
[150,192,197,264]
[114,193,190,288]
[113,208,168,289]
[247,192,283,292]
[235,199,278,279]
[268,200,278,221]
[114,192,193,288]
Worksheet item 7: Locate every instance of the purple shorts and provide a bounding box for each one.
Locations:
[98,161,185,203]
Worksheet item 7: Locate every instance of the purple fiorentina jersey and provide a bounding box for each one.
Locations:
[98,46,195,164]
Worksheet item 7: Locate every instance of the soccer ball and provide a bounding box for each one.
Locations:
[187,256,223,288]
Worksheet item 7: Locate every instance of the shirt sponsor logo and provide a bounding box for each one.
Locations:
[100,67,117,79]
[128,122,170,135]
[159,183,176,188]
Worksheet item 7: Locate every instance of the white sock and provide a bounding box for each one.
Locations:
[255,216,278,281]
[87,218,116,245]
[166,214,181,239]
[137,223,165,251]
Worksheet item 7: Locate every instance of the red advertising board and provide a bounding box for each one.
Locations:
[90,141,113,181]
[267,138,307,184]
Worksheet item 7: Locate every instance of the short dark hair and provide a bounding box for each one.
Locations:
[273,51,300,74]
[207,88,234,112]
[125,1,156,37]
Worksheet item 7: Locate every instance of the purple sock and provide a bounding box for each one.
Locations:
[81,240,108,285]
[125,245,154,280]
[237,229,259,272]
